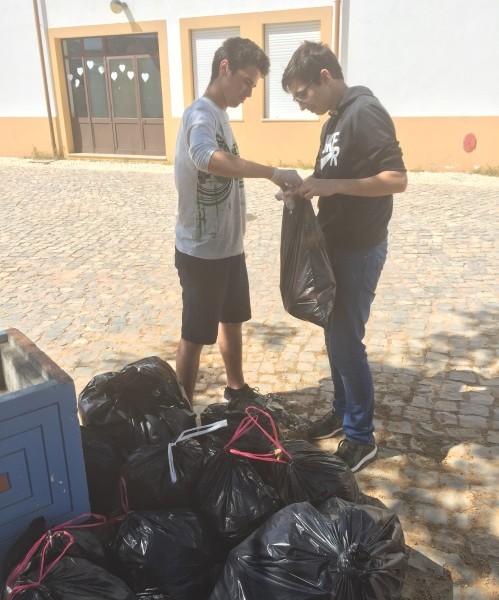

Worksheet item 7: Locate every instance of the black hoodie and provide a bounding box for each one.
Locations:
[314,86,406,251]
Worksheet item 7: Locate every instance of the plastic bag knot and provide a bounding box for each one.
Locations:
[337,542,371,575]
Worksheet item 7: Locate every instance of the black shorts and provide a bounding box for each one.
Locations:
[175,248,251,345]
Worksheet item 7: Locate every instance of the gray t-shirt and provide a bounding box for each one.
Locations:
[174,96,246,259]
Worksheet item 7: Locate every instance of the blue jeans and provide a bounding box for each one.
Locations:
[325,239,388,444]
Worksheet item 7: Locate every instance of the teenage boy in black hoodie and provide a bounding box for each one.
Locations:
[282,41,407,472]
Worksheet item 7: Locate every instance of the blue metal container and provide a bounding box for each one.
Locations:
[0,328,89,582]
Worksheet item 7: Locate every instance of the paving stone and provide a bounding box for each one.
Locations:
[407,547,444,575]
[366,478,403,497]
[387,421,413,434]
[453,512,471,530]
[462,588,491,600]
[414,504,448,526]
[458,415,488,428]
[468,392,494,406]
[400,467,438,488]
[467,533,499,559]
[410,396,434,409]
[437,490,475,511]
[403,487,437,504]
[468,444,498,460]
[435,400,459,411]
[435,411,458,425]
[416,422,445,437]
[460,403,491,417]
[489,562,499,586]
[487,431,499,444]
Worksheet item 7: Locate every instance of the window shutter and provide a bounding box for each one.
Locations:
[265,22,321,120]
[191,27,241,120]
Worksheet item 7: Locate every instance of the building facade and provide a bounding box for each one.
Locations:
[0,0,498,171]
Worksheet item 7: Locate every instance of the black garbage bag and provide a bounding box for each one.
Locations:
[49,524,114,574]
[122,439,205,511]
[121,421,228,511]
[3,517,47,582]
[5,556,137,599]
[258,393,312,433]
[111,510,222,600]
[318,497,406,597]
[323,492,389,512]
[201,395,311,451]
[318,495,404,529]
[4,530,136,600]
[280,197,335,328]
[80,426,124,516]
[78,357,195,457]
[200,398,283,453]
[268,439,361,506]
[4,517,117,588]
[196,449,280,547]
[210,501,406,600]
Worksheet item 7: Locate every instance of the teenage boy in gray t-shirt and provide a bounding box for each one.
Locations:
[174,37,302,406]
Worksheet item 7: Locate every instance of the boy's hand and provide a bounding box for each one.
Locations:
[271,168,302,190]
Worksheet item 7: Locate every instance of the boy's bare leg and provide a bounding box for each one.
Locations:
[175,338,203,406]
[218,322,245,389]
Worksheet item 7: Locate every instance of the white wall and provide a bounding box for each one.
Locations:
[3,1,498,120]
[342,0,499,117]
[43,0,333,118]
[0,0,49,117]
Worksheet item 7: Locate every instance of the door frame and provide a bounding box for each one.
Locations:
[48,20,172,158]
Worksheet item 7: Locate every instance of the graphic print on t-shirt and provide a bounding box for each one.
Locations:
[320,131,341,170]
[195,128,242,241]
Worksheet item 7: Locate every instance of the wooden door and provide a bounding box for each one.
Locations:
[64,35,165,156]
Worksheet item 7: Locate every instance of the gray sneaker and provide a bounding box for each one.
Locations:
[335,438,377,472]
[308,410,343,440]
[223,383,261,403]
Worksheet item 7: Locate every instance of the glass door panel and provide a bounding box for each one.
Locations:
[85,58,109,118]
[65,58,88,118]
[108,58,137,118]
[138,56,163,118]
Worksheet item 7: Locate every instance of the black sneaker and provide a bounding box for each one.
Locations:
[308,410,343,440]
[335,438,377,472]
[223,383,261,403]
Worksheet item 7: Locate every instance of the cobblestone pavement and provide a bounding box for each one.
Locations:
[1,157,498,599]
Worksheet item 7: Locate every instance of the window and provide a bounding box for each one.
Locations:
[191,27,241,120]
[265,22,321,120]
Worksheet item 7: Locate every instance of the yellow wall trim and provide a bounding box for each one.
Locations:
[236,116,499,172]
[1,115,498,171]
[394,116,499,172]
[0,117,54,158]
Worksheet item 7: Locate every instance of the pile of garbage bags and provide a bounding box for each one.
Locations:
[2,358,406,600]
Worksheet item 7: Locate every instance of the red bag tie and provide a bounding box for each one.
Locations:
[104,476,134,527]
[4,511,109,596]
[6,530,75,598]
[52,512,107,531]
[224,405,292,463]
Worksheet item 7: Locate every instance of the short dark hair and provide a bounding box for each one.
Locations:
[282,41,344,92]
[210,37,270,83]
